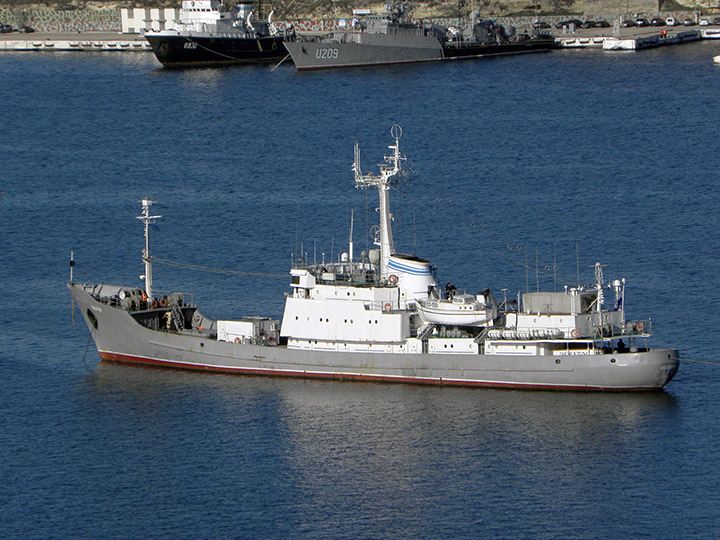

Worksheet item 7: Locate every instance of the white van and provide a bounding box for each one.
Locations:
[666,17,676,26]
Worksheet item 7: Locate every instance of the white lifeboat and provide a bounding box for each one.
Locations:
[416,293,495,326]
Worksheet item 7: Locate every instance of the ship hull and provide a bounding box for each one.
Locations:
[442,37,557,59]
[283,35,555,70]
[283,37,442,70]
[145,33,286,68]
[70,283,679,391]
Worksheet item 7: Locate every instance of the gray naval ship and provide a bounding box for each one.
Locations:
[283,2,557,70]
[69,126,678,391]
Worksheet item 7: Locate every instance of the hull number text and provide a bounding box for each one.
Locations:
[184,42,197,49]
[316,48,339,59]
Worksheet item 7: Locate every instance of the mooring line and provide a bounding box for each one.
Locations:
[82,333,94,371]
[673,356,720,367]
[271,53,290,71]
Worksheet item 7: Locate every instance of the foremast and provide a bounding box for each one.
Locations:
[353,124,406,281]
[137,198,162,302]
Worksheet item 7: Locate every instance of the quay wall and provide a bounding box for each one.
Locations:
[0,6,120,31]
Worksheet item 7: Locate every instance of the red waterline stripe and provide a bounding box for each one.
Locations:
[97,351,653,391]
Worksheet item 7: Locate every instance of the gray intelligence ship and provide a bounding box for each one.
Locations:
[283,2,557,70]
[69,126,678,390]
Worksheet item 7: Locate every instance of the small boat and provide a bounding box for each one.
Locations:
[417,292,496,326]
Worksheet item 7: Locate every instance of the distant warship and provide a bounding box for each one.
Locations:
[284,1,557,70]
[145,0,286,67]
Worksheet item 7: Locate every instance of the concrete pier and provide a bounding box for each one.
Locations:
[554,25,715,50]
[602,29,700,50]
[0,32,152,51]
[1,25,719,55]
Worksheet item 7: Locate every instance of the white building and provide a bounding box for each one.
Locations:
[121,8,179,34]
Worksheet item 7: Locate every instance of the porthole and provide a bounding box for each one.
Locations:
[555,359,561,364]
[610,358,616,363]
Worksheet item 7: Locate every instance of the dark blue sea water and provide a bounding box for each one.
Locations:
[2,43,720,538]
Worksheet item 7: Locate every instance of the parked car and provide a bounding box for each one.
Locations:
[0,23,16,33]
[622,19,636,27]
[635,18,649,26]
[651,18,666,26]
[699,18,710,26]
[713,17,720,25]
[581,20,596,28]
[533,21,551,29]
[666,17,677,26]
[555,18,583,29]
[19,25,35,33]
[683,18,696,26]
[595,20,611,28]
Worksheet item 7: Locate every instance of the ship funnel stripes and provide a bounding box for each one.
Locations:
[388,256,432,276]
[388,255,436,301]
